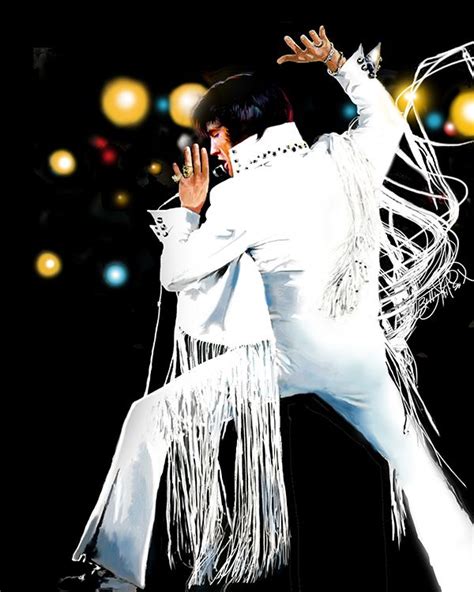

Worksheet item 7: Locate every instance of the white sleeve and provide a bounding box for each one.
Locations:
[147,186,255,292]
[313,43,409,187]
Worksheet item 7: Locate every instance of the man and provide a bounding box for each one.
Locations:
[66,27,473,591]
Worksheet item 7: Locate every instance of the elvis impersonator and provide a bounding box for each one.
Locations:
[67,27,474,592]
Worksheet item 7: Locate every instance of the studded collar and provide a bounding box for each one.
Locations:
[228,121,309,176]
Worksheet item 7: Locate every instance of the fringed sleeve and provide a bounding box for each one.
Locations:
[318,42,474,545]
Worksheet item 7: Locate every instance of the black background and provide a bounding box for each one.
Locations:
[20,13,474,592]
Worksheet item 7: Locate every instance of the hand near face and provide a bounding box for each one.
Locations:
[172,143,209,215]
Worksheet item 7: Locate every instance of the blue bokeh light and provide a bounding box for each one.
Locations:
[103,261,129,288]
[425,111,444,130]
[341,102,357,119]
[155,95,170,114]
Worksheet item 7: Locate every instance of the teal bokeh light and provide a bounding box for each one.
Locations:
[425,111,444,130]
[155,95,170,113]
[104,261,129,288]
[341,102,357,119]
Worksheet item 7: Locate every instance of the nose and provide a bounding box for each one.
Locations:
[209,137,219,157]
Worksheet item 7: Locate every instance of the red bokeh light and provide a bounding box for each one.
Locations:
[443,121,457,137]
[91,136,109,149]
[102,147,118,165]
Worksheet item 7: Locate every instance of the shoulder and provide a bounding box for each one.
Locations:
[309,131,341,154]
[301,136,339,180]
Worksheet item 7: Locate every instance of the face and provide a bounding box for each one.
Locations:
[207,122,234,176]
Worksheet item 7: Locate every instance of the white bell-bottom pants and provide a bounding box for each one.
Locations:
[315,374,473,592]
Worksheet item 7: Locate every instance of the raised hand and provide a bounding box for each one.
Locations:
[276,25,333,65]
[172,143,209,215]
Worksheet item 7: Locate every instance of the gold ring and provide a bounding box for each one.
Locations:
[182,164,194,178]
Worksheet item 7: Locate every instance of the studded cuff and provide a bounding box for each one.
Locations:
[147,206,201,243]
[328,42,382,80]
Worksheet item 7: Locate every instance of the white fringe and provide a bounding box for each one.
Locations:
[320,42,474,546]
[387,462,408,544]
[319,131,383,318]
[378,42,474,545]
[156,328,290,590]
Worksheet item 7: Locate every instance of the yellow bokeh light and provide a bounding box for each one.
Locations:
[449,90,474,137]
[404,91,418,102]
[49,149,76,175]
[169,83,208,128]
[394,83,429,116]
[113,191,130,207]
[148,161,162,175]
[101,77,151,127]
[35,251,62,278]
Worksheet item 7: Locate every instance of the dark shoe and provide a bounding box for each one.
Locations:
[97,576,138,592]
[57,561,106,591]
[95,577,137,591]
[57,560,136,591]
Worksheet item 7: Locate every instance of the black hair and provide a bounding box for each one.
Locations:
[192,72,294,146]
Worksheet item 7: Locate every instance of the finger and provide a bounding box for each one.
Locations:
[319,25,329,43]
[284,35,303,55]
[308,29,322,46]
[184,145,192,168]
[276,53,299,65]
[201,146,209,178]
[192,143,201,173]
[300,34,315,52]
[172,162,182,181]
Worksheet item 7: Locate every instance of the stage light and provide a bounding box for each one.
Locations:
[91,136,108,149]
[113,191,130,207]
[148,161,162,175]
[49,149,76,176]
[177,133,193,152]
[169,83,207,128]
[394,83,428,116]
[101,77,151,127]
[101,147,118,165]
[35,251,62,278]
[425,111,444,131]
[341,102,357,119]
[103,261,129,288]
[449,90,474,137]
[155,95,169,113]
[443,121,457,136]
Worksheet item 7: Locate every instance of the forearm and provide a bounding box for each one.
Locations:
[148,201,254,293]
[329,44,408,185]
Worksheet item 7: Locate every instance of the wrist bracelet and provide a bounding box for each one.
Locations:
[323,42,336,64]
[327,50,346,76]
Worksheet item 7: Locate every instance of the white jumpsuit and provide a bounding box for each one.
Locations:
[149,46,473,591]
[73,44,473,591]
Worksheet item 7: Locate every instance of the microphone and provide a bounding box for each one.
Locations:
[212,164,229,179]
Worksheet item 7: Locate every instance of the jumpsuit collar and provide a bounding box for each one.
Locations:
[228,121,309,176]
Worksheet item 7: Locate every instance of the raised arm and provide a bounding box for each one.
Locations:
[277,25,409,187]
